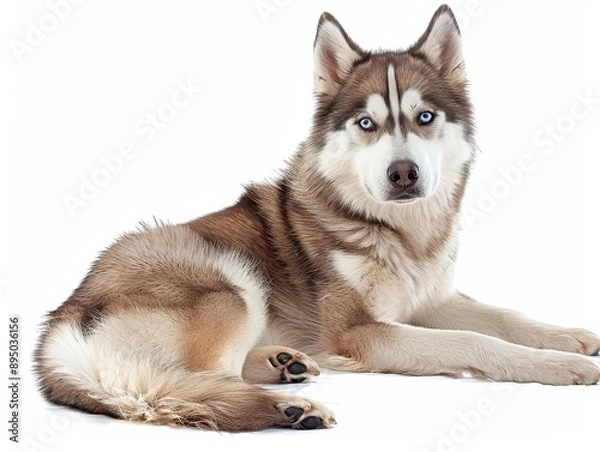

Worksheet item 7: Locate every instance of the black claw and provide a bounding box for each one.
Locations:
[288,362,307,375]
[284,406,304,423]
[280,372,287,381]
[290,376,306,383]
[300,416,322,430]
[277,352,293,364]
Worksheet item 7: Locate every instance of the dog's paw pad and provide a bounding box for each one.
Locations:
[284,406,304,423]
[288,362,307,374]
[277,352,293,364]
[277,398,335,429]
[299,416,323,430]
[269,350,320,384]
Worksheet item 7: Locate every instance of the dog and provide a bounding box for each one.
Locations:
[35,5,600,432]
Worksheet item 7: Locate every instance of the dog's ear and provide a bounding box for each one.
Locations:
[313,13,366,97]
[410,5,465,84]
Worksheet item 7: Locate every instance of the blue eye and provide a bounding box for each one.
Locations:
[418,111,435,125]
[358,117,375,131]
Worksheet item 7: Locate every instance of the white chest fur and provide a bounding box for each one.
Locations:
[331,227,457,323]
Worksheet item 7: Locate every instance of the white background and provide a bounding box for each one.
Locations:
[2,0,600,450]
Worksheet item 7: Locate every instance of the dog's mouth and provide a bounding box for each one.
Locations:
[391,194,416,203]
[386,190,423,204]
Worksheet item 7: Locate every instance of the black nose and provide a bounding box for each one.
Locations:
[387,161,419,188]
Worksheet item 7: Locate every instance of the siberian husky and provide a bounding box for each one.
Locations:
[35,5,600,431]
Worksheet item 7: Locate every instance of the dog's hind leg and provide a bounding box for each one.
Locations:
[242,346,321,384]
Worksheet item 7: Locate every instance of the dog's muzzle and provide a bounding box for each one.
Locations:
[386,160,422,202]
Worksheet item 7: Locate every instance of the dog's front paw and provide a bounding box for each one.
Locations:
[538,328,600,356]
[529,353,600,385]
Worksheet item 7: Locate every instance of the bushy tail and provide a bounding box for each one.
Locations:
[34,322,282,431]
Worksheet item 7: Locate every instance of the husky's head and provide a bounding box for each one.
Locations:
[307,5,474,212]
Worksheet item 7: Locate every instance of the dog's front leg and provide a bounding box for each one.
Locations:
[332,322,599,385]
[411,292,600,356]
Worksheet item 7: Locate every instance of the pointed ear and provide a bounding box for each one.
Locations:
[410,5,465,83]
[313,13,366,97]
